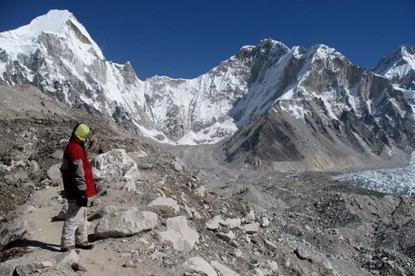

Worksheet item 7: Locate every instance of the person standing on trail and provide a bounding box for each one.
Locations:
[60,123,96,252]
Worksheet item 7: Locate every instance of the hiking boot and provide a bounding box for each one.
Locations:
[61,245,77,252]
[75,241,94,250]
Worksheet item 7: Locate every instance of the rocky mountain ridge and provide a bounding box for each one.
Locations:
[224,43,415,170]
[1,10,415,171]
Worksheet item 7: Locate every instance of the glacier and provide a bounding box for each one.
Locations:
[334,152,415,195]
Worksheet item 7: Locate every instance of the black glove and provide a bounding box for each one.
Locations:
[76,190,88,207]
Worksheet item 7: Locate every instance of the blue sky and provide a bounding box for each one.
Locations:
[1,0,414,79]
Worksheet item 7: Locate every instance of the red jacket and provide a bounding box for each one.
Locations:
[61,136,97,199]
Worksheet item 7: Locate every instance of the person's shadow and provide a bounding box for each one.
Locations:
[6,239,61,252]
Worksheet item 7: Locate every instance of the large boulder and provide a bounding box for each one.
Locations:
[156,216,199,252]
[94,208,157,238]
[167,216,199,247]
[91,149,140,181]
[184,256,217,276]
[156,230,193,252]
[46,163,61,181]
[0,219,28,250]
[88,205,128,221]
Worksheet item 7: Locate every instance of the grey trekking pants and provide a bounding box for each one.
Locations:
[61,200,88,249]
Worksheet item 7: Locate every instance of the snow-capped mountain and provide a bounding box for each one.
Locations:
[0,10,150,136]
[374,46,415,87]
[373,46,415,104]
[1,10,415,170]
[224,42,415,169]
[0,10,252,145]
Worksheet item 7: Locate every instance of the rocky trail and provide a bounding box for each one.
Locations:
[2,184,175,276]
[1,85,415,275]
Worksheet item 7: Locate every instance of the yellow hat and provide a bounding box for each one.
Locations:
[74,124,90,141]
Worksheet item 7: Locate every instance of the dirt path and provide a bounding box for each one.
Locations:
[18,186,172,276]
[24,187,63,252]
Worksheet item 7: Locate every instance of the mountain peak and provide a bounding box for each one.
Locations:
[0,9,104,62]
[237,39,289,57]
[258,38,287,47]
[308,44,343,60]
[400,45,415,66]
[6,10,73,38]
[374,45,415,81]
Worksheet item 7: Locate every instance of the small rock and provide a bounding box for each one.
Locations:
[71,263,87,272]
[56,250,79,266]
[27,160,40,175]
[284,258,291,268]
[294,247,310,260]
[50,149,63,160]
[195,185,208,198]
[205,215,226,231]
[217,231,235,243]
[226,218,241,229]
[229,240,239,248]
[193,211,202,220]
[264,239,278,252]
[321,257,334,270]
[286,225,303,237]
[18,204,37,215]
[234,249,243,257]
[173,157,184,172]
[122,179,136,192]
[260,217,270,227]
[267,260,278,272]
[244,222,260,234]
[123,260,135,268]
[148,197,180,213]
[245,209,255,222]
[253,268,264,276]
[184,204,193,218]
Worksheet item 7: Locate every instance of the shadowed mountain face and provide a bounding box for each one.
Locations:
[0,10,414,170]
[225,108,304,165]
